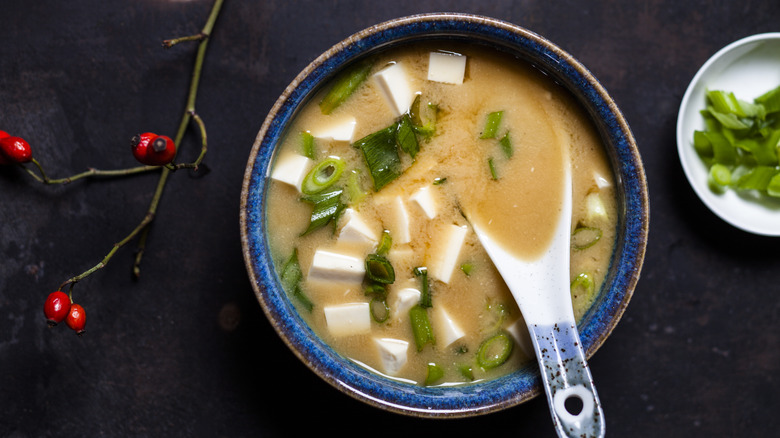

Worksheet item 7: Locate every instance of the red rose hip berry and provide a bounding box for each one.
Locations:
[66,304,87,335]
[130,132,157,164]
[0,130,10,165]
[44,291,72,327]
[143,135,176,165]
[0,135,32,163]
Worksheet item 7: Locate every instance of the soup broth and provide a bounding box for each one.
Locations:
[265,42,617,386]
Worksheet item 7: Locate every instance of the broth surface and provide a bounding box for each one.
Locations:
[265,42,617,385]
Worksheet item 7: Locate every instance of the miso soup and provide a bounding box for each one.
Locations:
[265,42,617,386]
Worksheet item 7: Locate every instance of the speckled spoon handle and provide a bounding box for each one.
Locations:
[529,321,605,438]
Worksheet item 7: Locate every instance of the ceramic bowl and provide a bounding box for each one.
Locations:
[240,13,648,417]
[677,33,780,236]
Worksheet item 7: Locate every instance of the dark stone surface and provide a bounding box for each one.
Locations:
[1,1,778,436]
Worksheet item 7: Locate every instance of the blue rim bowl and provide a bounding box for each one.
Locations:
[240,13,648,418]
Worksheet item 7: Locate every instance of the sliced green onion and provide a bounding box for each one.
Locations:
[704,131,737,165]
[499,131,513,158]
[460,263,473,276]
[299,188,344,236]
[693,130,713,158]
[488,157,498,180]
[319,59,373,115]
[376,230,392,256]
[365,254,395,284]
[354,125,402,191]
[458,364,475,381]
[707,90,744,117]
[476,332,513,370]
[736,165,779,191]
[301,131,316,159]
[486,302,508,333]
[363,282,387,298]
[414,266,431,308]
[709,163,732,187]
[370,297,389,323]
[301,157,345,194]
[396,113,419,158]
[480,111,504,139]
[570,272,596,302]
[410,94,437,139]
[346,169,367,205]
[280,248,313,312]
[756,85,780,114]
[768,174,780,197]
[433,177,447,185]
[409,305,435,351]
[571,226,602,250]
[424,363,444,386]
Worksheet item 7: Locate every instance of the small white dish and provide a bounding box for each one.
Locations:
[677,33,780,236]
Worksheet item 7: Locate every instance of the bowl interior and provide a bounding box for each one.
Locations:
[240,13,648,417]
[676,33,780,236]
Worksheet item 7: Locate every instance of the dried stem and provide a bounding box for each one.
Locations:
[60,0,224,291]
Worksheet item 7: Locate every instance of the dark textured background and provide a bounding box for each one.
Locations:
[1,1,778,436]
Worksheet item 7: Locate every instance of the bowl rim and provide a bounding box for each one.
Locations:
[240,12,649,418]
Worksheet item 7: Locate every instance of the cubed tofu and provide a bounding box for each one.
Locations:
[308,249,365,284]
[433,306,465,347]
[427,52,467,85]
[338,208,378,247]
[389,196,411,244]
[409,186,437,219]
[427,224,468,284]
[392,287,421,320]
[270,153,313,192]
[374,338,409,375]
[373,63,415,116]
[312,115,357,143]
[505,318,534,359]
[323,303,371,337]
[593,171,612,189]
[585,191,607,221]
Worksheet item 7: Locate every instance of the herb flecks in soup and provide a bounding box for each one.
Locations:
[265,43,616,386]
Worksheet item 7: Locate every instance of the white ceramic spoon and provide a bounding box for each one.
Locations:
[468,162,605,438]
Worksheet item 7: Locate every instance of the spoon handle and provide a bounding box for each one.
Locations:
[530,322,605,438]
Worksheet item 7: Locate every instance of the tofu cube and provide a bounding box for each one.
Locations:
[585,191,607,222]
[323,303,371,337]
[373,63,415,116]
[307,249,365,284]
[506,318,534,359]
[427,224,468,284]
[389,196,411,244]
[392,287,421,320]
[427,52,467,85]
[338,208,378,246]
[433,306,465,347]
[270,153,313,192]
[312,115,357,143]
[374,338,409,375]
[409,186,437,219]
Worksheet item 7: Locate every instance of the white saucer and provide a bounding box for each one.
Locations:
[676,33,780,236]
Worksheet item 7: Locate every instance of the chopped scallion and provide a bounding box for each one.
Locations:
[499,131,513,158]
[301,156,345,194]
[299,188,345,236]
[376,230,392,256]
[346,169,367,205]
[571,226,602,250]
[370,297,390,323]
[280,248,313,312]
[460,263,473,276]
[476,332,513,370]
[319,59,373,115]
[354,125,402,191]
[414,266,431,308]
[409,305,435,351]
[570,272,595,303]
[709,163,732,187]
[424,363,444,386]
[301,131,316,159]
[396,113,420,158]
[480,110,504,139]
[433,177,447,185]
[365,254,395,284]
[488,157,498,180]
